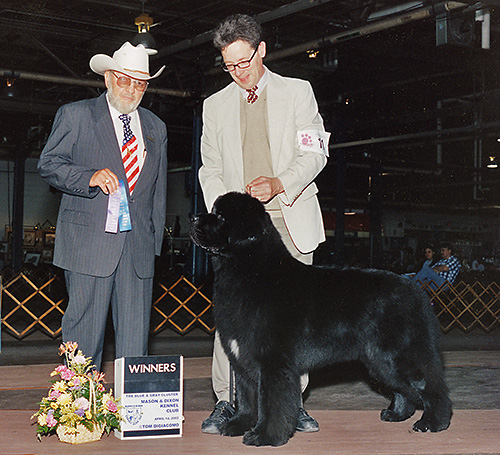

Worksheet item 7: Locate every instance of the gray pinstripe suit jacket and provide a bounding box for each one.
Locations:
[38,93,167,278]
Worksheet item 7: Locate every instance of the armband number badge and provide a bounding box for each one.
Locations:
[297,130,331,157]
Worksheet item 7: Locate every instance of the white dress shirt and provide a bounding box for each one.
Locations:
[106,96,146,171]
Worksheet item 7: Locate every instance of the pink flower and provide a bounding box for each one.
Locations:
[46,412,58,428]
[55,365,75,380]
[106,400,118,412]
[49,390,61,399]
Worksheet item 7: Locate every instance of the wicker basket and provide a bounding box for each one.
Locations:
[55,376,104,444]
[56,423,104,444]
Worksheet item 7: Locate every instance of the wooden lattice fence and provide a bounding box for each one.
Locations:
[419,279,500,333]
[1,269,500,340]
[1,268,215,340]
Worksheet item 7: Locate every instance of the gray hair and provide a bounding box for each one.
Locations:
[213,14,262,51]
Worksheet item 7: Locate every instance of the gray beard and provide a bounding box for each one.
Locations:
[107,90,142,114]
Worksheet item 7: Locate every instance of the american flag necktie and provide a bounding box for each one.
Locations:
[119,114,139,194]
[246,85,258,104]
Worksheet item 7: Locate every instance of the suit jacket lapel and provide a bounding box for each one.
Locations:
[92,94,127,182]
[221,84,244,186]
[135,109,157,191]
[266,71,288,172]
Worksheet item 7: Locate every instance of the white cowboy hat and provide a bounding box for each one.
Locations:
[89,42,165,80]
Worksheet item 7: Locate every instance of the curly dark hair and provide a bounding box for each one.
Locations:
[213,14,262,51]
[439,242,454,253]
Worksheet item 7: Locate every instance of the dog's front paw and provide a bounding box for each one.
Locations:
[220,415,252,437]
[243,430,289,447]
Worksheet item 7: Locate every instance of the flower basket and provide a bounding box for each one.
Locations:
[32,342,121,443]
[56,423,104,444]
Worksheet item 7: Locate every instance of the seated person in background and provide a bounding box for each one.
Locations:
[412,242,461,290]
[422,244,437,268]
[402,244,435,277]
[471,258,485,272]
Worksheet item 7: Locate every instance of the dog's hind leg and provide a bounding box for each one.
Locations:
[363,354,418,423]
[381,392,416,422]
[412,368,452,432]
[242,364,301,447]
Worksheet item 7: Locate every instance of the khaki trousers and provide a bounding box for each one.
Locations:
[212,210,313,403]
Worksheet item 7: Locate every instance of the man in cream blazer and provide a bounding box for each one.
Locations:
[198,14,330,435]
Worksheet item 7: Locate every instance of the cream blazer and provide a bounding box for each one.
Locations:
[199,69,328,254]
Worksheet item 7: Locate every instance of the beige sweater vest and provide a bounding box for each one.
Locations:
[240,87,279,210]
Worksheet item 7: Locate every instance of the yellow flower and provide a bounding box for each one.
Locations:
[57,393,72,406]
[53,381,67,392]
[85,410,92,419]
[50,402,58,409]
[37,414,47,426]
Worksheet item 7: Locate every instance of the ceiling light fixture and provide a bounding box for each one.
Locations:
[131,1,157,50]
[4,78,17,98]
[487,155,498,169]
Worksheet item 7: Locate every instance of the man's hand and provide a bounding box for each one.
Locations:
[90,168,119,195]
[246,176,284,203]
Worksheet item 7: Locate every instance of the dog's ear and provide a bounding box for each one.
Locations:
[209,192,279,255]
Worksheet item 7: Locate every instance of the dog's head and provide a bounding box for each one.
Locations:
[190,192,272,256]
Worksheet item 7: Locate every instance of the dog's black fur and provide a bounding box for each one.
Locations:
[190,192,452,447]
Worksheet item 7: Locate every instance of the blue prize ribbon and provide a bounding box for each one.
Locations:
[105,185,121,233]
[118,180,132,232]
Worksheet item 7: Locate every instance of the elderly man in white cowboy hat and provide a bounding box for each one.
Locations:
[38,42,168,369]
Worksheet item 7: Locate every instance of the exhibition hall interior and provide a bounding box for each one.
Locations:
[0,1,499,453]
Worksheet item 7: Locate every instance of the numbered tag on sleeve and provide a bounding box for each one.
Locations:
[297,130,331,157]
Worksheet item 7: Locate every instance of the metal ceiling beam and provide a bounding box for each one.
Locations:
[329,120,500,151]
[203,1,468,76]
[264,1,468,63]
[155,0,338,58]
[0,69,191,98]
[31,37,99,98]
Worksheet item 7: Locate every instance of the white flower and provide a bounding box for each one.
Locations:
[73,397,90,411]
[73,355,87,364]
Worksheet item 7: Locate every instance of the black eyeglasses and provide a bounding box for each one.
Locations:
[221,46,259,72]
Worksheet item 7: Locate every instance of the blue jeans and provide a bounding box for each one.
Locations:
[411,265,447,291]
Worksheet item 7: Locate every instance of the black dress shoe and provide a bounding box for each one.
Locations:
[296,407,319,432]
[201,400,235,434]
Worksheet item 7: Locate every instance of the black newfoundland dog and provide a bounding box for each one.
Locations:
[190,192,452,447]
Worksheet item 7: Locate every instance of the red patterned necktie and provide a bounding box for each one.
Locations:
[119,114,139,194]
[246,85,258,104]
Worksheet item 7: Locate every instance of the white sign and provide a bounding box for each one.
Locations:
[114,355,183,439]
